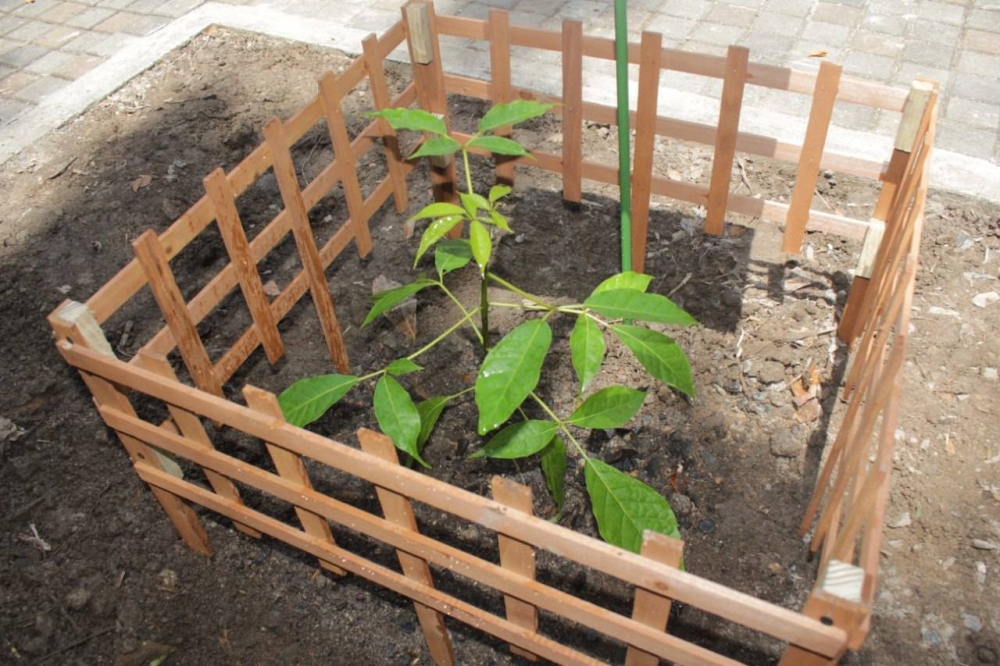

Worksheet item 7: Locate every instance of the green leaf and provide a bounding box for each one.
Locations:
[569,315,604,393]
[478,100,555,133]
[611,324,694,397]
[363,279,435,327]
[460,191,490,217]
[568,386,647,429]
[467,135,530,157]
[415,215,463,267]
[410,136,461,160]
[415,396,451,451]
[489,184,512,203]
[435,239,472,277]
[373,375,427,468]
[279,374,358,427]
[469,420,557,459]
[469,219,491,274]
[475,319,552,434]
[592,271,653,296]
[369,108,447,135]
[409,202,466,221]
[584,290,698,326]
[386,358,423,376]
[585,459,680,553]
[489,210,511,232]
[540,435,567,512]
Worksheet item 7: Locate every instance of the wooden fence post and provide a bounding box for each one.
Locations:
[362,33,410,213]
[488,8,515,187]
[491,476,539,660]
[625,532,684,666]
[49,301,212,557]
[561,19,584,206]
[704,45,749,236]
[358,428,455,665]
[629,30,664,275]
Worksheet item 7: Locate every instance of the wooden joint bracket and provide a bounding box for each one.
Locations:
[855,219,885,279]
[405,2,434,65]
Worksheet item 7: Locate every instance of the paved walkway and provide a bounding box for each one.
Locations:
[1,0,999,195]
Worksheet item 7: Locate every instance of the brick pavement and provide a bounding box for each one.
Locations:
[1,0,999,167]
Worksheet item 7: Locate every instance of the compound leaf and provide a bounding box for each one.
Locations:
[467,135,530,157]
[569,314,604,393]
[475,319,552,434]
[410,136,461,160]
[585,459,680,553]
[415,395,451,452]
[585,290,698,326]
[415,215,463,267]
[568,386,646,429]
[469,219,491,274]
[363,279,435,328]
[469,420,557,459]
[374,375,426,467]
[592,271,653,296]
[385,358,423,376]
[540,435,567,512]
[279,374,358,427]
[369,108,447,135]
[611,324,694,397]
[435,239,472,277]
[478,100,555,133]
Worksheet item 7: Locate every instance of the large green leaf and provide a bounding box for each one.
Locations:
[435,239,472,277]
[373,375,427,467]
[585,290,698,326]
[568,386,647,429]
[475,319,552,434]
[611,324,694,397]
[279,374,358,427]
[478,100,555,133]
[410,136,461,159]
[469,219,491,274]
[585,459,680,553]
[369,108,447,135]
[363,279,435,327]
[489,184,512,203]
[467,135,530,157]
[540,435,567,512]
[385,358,422,376]
[415,215,463,267]
[592,271,653,296]
[409,202,466,221]
[415,395,451,452]
[569,315,604,393]
[469,420,557,459]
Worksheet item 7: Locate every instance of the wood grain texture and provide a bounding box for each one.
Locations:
[561,20,583,204]
[629,31,663,274]
[705,46,749,236]
[492,477,539,661]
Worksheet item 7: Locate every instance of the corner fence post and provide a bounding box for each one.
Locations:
[49,301,212,557]
[625,532,684,666]
[404,1,459,223]
[779,562,865,665]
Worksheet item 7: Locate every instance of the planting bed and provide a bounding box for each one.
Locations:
[1,9,998,666]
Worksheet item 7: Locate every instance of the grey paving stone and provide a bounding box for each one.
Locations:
[903,41,956,69]
[680,39,728,56]
[0,16,29,37]
[844,50,896,81]
[12,0,63,18]
[0,43,50,68]
[0,97,31,125]
[860,14,907,36]
[39,1,89,23]
[952,71,1000,103]
[33,25,85,48]
[150,0,203,17]
[725,0,766,8]
[762,0,813,18]
[946,96,1000,129]
[893,61,950,89]
[97,0,133,9]
[511,0,563,17]
[788,44,844,65]
[812,3,862,26]
[12,73,68,102]
[0,37,24,55]
[93,11,142,32]
[832,102,877,131]
[910,19,961,47]
[739,30,794,63]
[851,30,905,57]
[756,87,812,116]
[24,48,102,78]
[346,8,400,32]
[648,0,710,21]
[867,0,912,16]
[6,20,53,43]
[965,29,1000,54]
[957,50,1000,77]
[916,1,966,25]
[935,118,998,160]
[801,20,852,48]
[66,6,116,27]
[872,109,899,137]
[705,4,756,27]
[556,0,604,22]
[749,11,803,36]
[125,0,170,13]
[688,21,745,46]
[60,29,135,56]
[0,0,24,10]
[968,8,1000,32]
[645,14,697,41]
[0,70,40,94]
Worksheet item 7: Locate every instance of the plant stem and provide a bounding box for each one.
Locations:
[461,147,475,196]
[529,391,588,461]
[437,280,484,345]
[486,272,555,311]
[446,386,475,401]
[480,274,490,351]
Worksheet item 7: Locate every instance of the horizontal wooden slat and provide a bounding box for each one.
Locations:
[59,341,847,659]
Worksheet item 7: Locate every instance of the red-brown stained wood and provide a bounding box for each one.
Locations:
[204,168,285,366]
[362,33,409,213]
[561,19,583,204]
[625,532,684,666]
[783,61,842,253]
[132,230,223,398]
[629,30,663,274]
[359,429,455,666]
[704,46,749,236]
[263,118,350,373]
[492,477,539,661]
[488,8,515,187]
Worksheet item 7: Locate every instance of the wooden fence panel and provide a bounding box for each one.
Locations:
[704,46,748,236]
[362,34,410,213]
[629,30,663,275]
[488,8,515,187]
[625,532,684,666]
[492,476,539,661]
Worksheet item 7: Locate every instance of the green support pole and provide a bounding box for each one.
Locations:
[614,0,632,273]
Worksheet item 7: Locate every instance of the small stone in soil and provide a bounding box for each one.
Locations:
[65,585,91,611]
[755,361,786,385]
[670,494,693,516]
[697,519,715,534]
[770,431,803,458]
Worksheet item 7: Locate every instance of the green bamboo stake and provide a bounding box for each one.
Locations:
[614,0,632,273]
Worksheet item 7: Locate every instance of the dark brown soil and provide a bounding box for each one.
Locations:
[1,28,998,666]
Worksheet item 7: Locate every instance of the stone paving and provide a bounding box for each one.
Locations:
[1,0,999,165]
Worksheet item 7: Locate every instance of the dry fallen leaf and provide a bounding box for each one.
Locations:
[130,174,152,192]
[808,50,828,58]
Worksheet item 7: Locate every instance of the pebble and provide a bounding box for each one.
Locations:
[983,367,998,381]
[888,512,912,529]
[669,493,693,517]
[755,361,786,385]
[972,539,999,550]
[770,430,803,458]
[964,613,983,633]
[65,585,91,611]
[697,519,715,534]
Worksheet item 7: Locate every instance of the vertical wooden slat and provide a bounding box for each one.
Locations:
[243,385,346,576]
[204,168,285,366]
[132,230,224,398]
[492,476,539,661]
[488,8,515,187]
[561,19,584,205]
[625,532,685,666]
[263,118,351,374]
[404,1,459,211]
[136,350,261,539]
[782,62,843,253]
[49,301,212,557]
[358,428,455,666]
[704,46,749,236]
[362,33,409,213]
[629,30,663,275]
[318,71,374,257]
